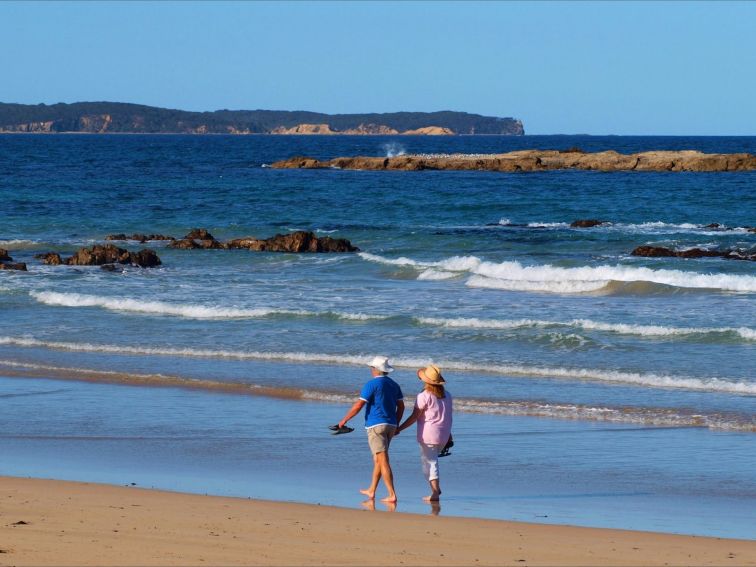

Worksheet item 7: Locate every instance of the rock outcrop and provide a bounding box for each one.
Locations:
[34,252,64,265]
[0,262,27,271]
[168,229,223,250]
[631,245,755,261]
[66,244,161,267]
[271,150,756,173]
[226,231,359,253]
[0,249,11,261]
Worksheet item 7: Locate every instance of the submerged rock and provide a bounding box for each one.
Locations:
[106,233,175,242]
[0,262,27,271]
[0,249,11,261]
[631,245,755,261]
[570,219,609,228]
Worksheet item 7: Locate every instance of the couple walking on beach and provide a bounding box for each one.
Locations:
[336,356,453,503]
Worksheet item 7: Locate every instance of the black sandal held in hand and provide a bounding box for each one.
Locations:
[328,424,354,435]
[439,435,454,457]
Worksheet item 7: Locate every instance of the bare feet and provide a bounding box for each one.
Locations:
[422,494,440,502]
[380,495,397,503]
[359,489,375,499]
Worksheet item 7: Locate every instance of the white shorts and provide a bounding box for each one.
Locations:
[419,443,441,481]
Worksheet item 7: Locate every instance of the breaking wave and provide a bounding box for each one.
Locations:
[1,358,752,431]
[0,239,39,248]
[29,291,382,321]
[414,316,756,342]
[1,336,753,395]
[359,253,756,294]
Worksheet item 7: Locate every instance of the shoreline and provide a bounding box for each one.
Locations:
[1,476,754,566]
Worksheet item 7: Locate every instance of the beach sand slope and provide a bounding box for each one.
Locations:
[1,476,753,566]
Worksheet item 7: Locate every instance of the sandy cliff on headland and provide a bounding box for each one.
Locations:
[270,123,454,135]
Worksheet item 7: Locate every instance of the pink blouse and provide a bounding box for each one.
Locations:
[415,390,453,445]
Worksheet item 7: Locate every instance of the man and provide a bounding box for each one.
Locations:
[338,355,404,503]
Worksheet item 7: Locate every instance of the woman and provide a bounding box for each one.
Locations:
[397,364,453,501]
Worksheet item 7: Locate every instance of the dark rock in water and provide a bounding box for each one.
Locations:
[0,262,27,271]
[100,263,119,272]
[65,244,161,267]
[226,231,358,253]
[263,231,355,252]
[747,227,756,233]
[631,245,755,261]
[67,244,132,266]
[631,246,677,257]
[35,252,63,265]
[676,248,724,259]
[225,237,266,250]
[570,219,609,228]
[106,233,175,242]
[0,249,11,261]
[169,228,223,250]
[184,228,215,241]
[704,223,721,229]
[169,238,223,250]
[169,238,201,249]
[195,238,224,250]
[130,249,161,267]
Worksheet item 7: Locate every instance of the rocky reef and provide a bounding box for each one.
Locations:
[104,229,360,253]
[631,245,755,261]
[271,150,756,173]
[34,245,162,268]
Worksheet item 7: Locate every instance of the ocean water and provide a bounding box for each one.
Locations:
[1,134,754,538]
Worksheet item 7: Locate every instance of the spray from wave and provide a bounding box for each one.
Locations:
[382,142,406,158]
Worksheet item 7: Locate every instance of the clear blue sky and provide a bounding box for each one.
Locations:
[2,1,755,135]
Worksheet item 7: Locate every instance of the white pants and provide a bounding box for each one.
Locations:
[419,443,441,481]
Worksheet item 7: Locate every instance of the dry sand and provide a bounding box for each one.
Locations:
[1,476,753,566]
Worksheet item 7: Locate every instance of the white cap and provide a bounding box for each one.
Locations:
[368,355,394,373]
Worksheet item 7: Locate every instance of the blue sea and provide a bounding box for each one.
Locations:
[1,134,754,539]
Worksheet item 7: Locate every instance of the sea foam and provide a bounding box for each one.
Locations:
[415,316,756,342]
[2,335,753,395]
[29,291,382,322]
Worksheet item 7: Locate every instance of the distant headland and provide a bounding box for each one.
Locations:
[0,102,524,135]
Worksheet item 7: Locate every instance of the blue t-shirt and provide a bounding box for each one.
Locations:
[359,375,404,428]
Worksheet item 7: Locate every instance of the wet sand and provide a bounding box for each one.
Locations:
[1,476,754,566]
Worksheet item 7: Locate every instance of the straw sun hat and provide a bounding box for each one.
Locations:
[417,364,445,385]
